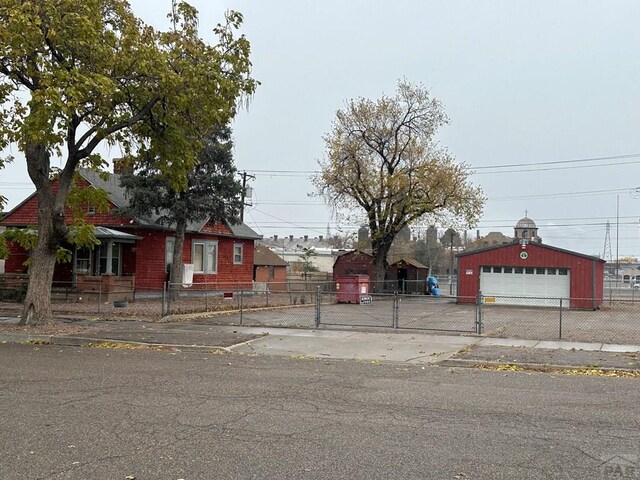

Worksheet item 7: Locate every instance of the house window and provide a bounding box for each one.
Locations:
[88,205,95,215]
[233,243,243,265]
[268,265,275,279]
[192,240,218,274]
[97,242,121,275]
[75,247,92,274]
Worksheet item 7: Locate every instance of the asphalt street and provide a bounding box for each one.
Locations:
[1,344,639,480]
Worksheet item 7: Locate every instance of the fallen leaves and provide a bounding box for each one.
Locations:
[476,363,640,378]
[86,342,174,351]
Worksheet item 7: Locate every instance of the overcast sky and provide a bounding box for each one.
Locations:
[2,0,640,258]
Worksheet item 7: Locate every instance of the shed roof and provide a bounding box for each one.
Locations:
[389,258,428,269]
[254,245,288,266]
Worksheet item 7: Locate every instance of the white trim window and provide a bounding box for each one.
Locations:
[165,237,175,272]
[233,243,243,265]
[192,239,218,274]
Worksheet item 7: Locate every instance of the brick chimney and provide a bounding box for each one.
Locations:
[113,157,133,175]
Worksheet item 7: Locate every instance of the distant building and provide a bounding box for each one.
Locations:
[258,235,352,273]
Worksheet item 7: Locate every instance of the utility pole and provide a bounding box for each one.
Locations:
[240,171,255,222]
[450,229,454,295]
[616,195,620,287]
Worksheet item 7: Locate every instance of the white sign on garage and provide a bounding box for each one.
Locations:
[479,266,570,307]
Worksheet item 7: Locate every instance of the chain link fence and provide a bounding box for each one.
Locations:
[480,295,640,344]
[2,275,640,345]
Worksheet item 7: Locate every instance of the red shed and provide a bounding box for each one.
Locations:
[457,240,604,309]
[332,250,376,281]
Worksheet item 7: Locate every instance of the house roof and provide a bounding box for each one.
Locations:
[78,169,260,239]
[254,245,288,266]
[456,239,605,263]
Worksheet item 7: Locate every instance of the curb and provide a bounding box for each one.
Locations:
[436,357,640,374]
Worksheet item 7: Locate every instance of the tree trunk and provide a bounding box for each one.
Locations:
[20,143,73,325]
[371,239,391,294]
[169,219,187,301]
[21,241,56,325]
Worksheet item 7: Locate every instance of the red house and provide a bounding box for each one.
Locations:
[456,240,605,309]
[1,168,261,299]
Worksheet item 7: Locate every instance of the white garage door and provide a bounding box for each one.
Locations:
[479,266,570,307]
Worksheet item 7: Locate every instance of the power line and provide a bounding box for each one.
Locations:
[241,152,640,176]
[473,152,640,170]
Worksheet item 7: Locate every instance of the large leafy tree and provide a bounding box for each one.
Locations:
[313,80,485,285]
[119,125,243,293]
[0,0,256,324]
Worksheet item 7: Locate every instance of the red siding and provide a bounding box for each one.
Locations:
[457,242,604,309]
[200,221,232,235]
[4,243,29,274]
[333,251,377,281]
[255,265,288,288]
[124,229,255,291]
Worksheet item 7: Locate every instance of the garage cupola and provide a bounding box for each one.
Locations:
[514,214,541,243]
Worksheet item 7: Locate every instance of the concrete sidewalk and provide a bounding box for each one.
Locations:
[1,317,640,367]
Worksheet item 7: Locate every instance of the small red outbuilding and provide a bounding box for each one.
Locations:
[457,240,604,309]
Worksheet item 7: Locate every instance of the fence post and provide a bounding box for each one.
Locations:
[609,285,612,307]
[393,292,399,329]
[166,281,171,316]
[559,298,563,339]
[315,286,321,328]
[476,290,483,335]
[161,282,166,317]
[98,284,102,315]
[239,289,244,325]
[266,286,270,308]
[204,279,208,312]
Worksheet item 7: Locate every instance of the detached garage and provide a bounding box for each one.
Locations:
[457,241,604,309]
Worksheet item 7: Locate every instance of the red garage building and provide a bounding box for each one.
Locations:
[457,217,604,309]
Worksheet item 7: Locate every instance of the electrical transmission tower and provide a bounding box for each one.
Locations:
[602,220,612,262]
